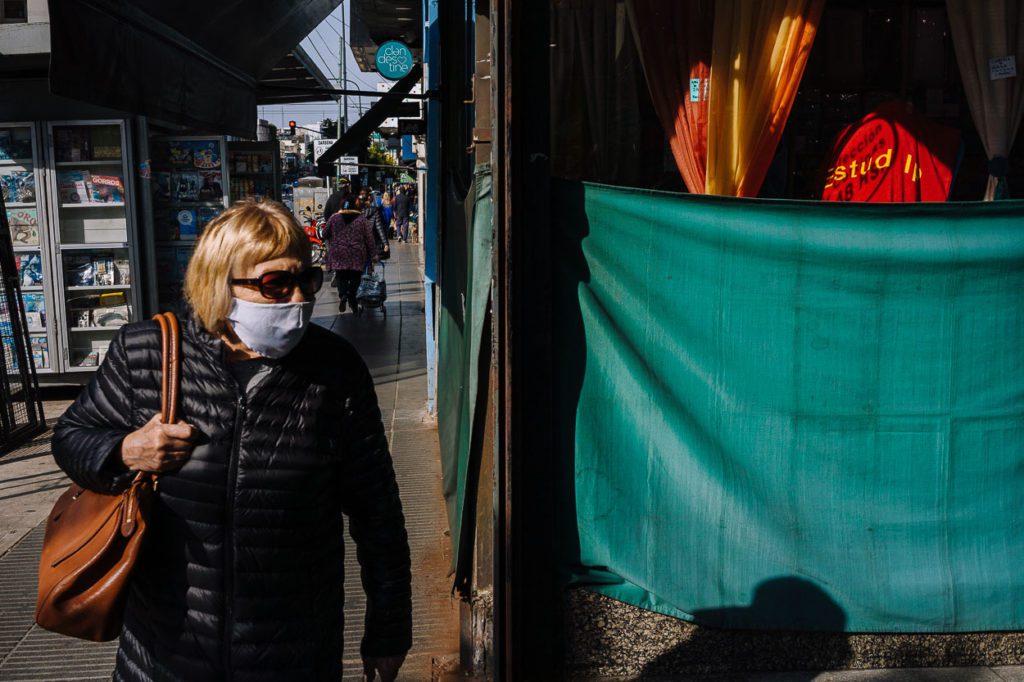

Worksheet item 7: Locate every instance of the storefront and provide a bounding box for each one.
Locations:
[1,1,335,383]
[432,0,1024,678]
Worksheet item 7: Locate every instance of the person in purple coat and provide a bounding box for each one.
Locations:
[323,209,378,312]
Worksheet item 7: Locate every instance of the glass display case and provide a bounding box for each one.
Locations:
[226,141,280,202]
[2,122,52,373]
[45,120,142,372]
[149,136,229,311]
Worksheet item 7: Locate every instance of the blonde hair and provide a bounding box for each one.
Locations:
[382,192,391,207]
[184,199,311,334]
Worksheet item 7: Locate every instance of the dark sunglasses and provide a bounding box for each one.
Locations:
[230,267,324,300]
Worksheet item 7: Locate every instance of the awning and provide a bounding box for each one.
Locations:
[258,46,338,107]
[46,0,341,137]
[316,63,423,175]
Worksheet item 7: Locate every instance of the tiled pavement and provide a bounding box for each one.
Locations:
[0,242,458,681]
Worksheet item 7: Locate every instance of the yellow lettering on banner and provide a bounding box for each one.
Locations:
[904,154,912,174]
[850,162,858,179]
[876,148,892,170]
[834,166,846,182]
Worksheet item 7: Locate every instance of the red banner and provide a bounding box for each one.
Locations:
[822,101,961,202]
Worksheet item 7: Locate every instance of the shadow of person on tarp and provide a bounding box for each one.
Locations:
[638,576,852,680]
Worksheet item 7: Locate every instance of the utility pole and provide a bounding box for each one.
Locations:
[340,2,348,134]
[336,1,347,190]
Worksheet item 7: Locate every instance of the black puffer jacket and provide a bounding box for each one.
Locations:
[52,316,411,681]
[362,206,390,260]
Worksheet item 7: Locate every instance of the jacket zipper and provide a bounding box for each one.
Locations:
[223,393,246,679]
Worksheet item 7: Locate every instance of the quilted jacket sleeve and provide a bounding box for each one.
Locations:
[52,326,136,494]
[339,361,412,658]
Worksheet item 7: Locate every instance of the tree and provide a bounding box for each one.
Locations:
[367,144,396,167]
[320,119,338,139]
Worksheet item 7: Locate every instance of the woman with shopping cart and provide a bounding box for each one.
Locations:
[323,206,379,313]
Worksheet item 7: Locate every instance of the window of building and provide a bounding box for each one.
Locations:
[1,0,28,23]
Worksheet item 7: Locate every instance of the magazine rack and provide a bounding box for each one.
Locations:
[2,122,53,374]
[149,136,230,312]
[43,120,142,373]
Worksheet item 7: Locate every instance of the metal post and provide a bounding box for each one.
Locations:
[337,1,347,190]
[341,1,348,135]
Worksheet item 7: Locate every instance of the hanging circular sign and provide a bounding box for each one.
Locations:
[375,41,414,80]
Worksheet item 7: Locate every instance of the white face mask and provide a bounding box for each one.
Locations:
[226,298,315,359]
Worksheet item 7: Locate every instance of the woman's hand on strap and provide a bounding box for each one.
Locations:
[119,413,199,473]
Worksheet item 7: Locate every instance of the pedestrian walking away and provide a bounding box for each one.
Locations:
[324,207,380,313]
[50,199,411,682]
[358,187,391,261]
[393,186,411,243]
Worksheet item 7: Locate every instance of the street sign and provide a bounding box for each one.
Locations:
[313,139,337,163]
[338,156,358,165]
[376,41,414,80]
[338,165,359,176]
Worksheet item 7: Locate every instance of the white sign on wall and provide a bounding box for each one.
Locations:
[313,139,337,162]
[990,55,1017,80]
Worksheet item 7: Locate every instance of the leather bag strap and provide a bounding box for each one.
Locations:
[151,312,181,425]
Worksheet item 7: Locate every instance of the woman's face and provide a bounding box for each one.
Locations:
[231,256,310,305]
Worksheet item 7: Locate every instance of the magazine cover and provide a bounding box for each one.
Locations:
[7,208,39,246]
[16,253,43,287]
[177,209,199,238]
[114,259,131,285]
[90,175,124,203]
[93,256,115,286]
[31,335,48,369]
[153,171,171,204]
[57,170,93,204]
[24,312,43,329]
[0,129,32,159]
[22,293,44,313]
[65,253,95,286]
[198,206,222,229]
[191,141,221,169]
[173,171,202,201]
[198,170,223,199]
[1,171,34,204]
[168,141,193,166]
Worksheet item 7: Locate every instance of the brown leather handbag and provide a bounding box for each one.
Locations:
[35,312,181,641]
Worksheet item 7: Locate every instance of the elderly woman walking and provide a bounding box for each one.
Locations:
[51,200,411,682]
[324,207,378,313]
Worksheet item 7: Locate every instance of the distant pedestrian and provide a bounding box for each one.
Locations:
[393,186,410,243]
[324,208,379,313]
[359,187,390,260]
[51,199,410,682]
[323,185,353,220]
[382,192,395,238]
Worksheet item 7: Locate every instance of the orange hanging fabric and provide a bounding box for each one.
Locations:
[628,0,713,193]
[706,0,825,197]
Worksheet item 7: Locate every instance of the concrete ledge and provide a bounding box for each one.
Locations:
[566,589,1024,679]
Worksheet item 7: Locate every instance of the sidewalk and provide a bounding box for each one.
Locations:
[0,242,458,681]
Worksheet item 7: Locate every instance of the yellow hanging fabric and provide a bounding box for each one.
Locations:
[706,0,824,197]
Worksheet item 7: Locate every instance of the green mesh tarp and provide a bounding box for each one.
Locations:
[438,166,493,584]
[553,179,1024,632]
